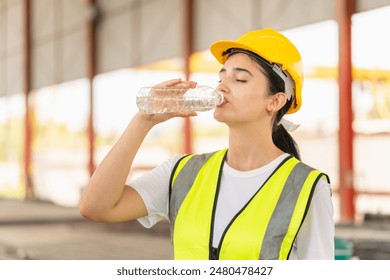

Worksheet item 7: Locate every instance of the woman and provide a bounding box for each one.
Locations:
[79,28,334,260]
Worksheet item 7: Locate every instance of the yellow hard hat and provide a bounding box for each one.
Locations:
[210,28,303,114]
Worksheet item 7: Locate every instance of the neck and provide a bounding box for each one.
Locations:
[227,122,283,171]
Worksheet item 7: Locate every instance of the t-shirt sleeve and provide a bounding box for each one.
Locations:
[127,155,182,228]
[295,176,335,259]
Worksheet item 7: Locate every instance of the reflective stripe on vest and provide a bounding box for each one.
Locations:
[169,149,329,260]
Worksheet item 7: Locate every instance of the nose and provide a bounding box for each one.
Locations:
[216,83,229,95]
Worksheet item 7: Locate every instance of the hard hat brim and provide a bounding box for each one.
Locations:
[210,40,260,65]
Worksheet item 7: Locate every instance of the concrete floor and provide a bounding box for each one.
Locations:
[1,199,390,260]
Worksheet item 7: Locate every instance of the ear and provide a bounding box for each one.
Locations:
[266,92,287,113]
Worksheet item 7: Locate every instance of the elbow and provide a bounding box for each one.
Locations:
[79,184,104,222]
[79,197,104,222]
[79,195,117,223]
[79,200,95,221]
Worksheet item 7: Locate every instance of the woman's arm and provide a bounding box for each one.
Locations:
[79,113,155,222]
[79,79,197,223]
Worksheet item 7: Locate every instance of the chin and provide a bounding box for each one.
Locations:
[213,110,228,123]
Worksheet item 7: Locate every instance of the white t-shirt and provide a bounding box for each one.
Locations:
[129,153,335,260]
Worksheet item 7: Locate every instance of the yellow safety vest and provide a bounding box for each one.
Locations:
[169,149,329,260]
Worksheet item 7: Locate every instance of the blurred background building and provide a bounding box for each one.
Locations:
[1,0,390,227]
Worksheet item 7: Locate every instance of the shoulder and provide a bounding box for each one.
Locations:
[313,176,333,203]
[296,159,330,181]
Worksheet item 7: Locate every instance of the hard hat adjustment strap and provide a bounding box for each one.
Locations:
[271,63,294,101]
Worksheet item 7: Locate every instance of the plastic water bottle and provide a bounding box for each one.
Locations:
[136,85,224,114]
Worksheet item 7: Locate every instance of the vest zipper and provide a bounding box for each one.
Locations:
[210,247,219,260]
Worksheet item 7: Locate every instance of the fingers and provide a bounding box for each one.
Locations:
[173,111,198,118]
[153,109,198,119]
[154,79,181,87]
[154,79,197,89]
[137,111,197,127]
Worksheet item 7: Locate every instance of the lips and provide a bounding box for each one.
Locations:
[217,96,228,107]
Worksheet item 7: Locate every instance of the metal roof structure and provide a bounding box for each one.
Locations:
[1,0,390,95]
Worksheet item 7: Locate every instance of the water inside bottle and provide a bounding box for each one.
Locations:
[136,86,223,114]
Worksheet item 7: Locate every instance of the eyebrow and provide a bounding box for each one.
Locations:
[219,67,254,77]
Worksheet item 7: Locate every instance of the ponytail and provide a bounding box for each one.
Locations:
[272,124,300,160]
[272,98,300,160]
